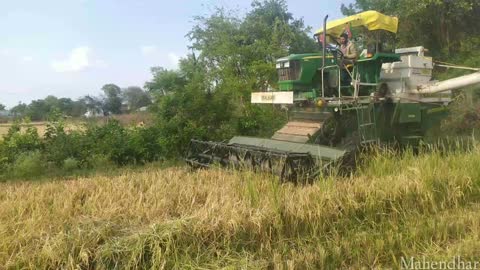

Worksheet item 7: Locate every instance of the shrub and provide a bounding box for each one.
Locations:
[86,154,115,170]
[0,123,43,164]
[63,157,79,172]
[441,93,480,136]
[10,151,44,179]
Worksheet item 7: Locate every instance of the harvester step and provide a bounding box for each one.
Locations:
[273,120,323,143]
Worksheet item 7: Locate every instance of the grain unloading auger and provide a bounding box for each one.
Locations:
[186,10,480,182]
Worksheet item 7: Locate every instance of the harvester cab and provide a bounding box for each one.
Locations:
[256,11,400,106]
[186,11,480,182]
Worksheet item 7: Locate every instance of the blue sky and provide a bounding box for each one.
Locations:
[0,0,352,108]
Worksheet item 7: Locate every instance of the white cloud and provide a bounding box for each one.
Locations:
[140,45,158,56]
[51,46,95,72]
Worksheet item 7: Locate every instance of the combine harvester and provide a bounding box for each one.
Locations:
[186,11,480,181]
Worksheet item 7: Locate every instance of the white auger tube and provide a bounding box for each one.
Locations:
[414,72,480,94]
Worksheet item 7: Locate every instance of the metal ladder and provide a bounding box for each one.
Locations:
[356,104,378,144]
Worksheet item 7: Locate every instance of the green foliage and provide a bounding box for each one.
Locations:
[145,67,187,96]
[10,151,44,179]
[63,157,79,172]
[122,86,151,112]
[25,96,87,120]
[81,95,103,116]
[342,0,480,60]
[440,94,480,136]
[10,96,87,121]
[102,84,123,115]
[0,122,43,166]
[145,0,308,156]
[0,117,163,180]
[86,120,137,165]
[10,103,27,118]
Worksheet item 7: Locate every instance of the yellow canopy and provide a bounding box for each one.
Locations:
[314,10,398,38]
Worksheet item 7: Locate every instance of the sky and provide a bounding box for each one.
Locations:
[0,0,352,109]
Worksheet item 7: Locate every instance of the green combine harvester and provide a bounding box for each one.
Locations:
[186,11,480,181]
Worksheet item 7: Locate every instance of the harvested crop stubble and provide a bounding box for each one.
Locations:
[1,147,480,268]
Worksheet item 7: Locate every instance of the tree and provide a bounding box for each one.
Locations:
[145,67,187,96]
[101,84,123,115]
[44,95,59,110]
[25,99,50,121]
[0,103,5,111]
[69,100,88,117]
[81,95,103,116]
[122,86,152,111]
[10,103,27,117]
[340,0,480,59]
[146,0,312,156]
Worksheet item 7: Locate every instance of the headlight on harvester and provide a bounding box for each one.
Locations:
[316,99,326,108]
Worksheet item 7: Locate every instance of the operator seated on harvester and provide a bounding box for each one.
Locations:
[339,32,358,85]
[339,33,358,64]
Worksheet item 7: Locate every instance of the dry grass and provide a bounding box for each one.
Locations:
[91,112,154,127]
[0,112,153,138]
[0,122,82,138]
[1,147,480,269]
[0,122,48,138]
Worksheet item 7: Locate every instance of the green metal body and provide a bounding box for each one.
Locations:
[229,136,346,161]
[186,13,460,181]
[275,51,449,147]
[186,50,452,181]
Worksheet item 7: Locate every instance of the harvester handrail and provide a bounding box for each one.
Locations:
[320,65,341,98]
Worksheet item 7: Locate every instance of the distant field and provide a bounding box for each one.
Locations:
[0,122,82,138]
[0,122,49,138]
[0,113,153,138]
[1,148,480,268]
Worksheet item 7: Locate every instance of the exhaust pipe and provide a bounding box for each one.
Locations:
[322,15,328,69]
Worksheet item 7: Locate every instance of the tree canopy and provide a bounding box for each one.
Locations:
[123,86,152,111]
[101,84,123,115]
[341,0,480,64]
[144,0,316,156]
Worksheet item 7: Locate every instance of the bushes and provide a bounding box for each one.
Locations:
[10,151,45,178]
[0,119,163,181]
[83,120,163,165]
[440,94,480,136]
[0,102,284,180]
[0,122,43,164]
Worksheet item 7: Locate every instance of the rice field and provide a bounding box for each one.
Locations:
[1,147,480,269]
[0,113,152,139]
[0,122,48,138]
[0,122,84,138]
